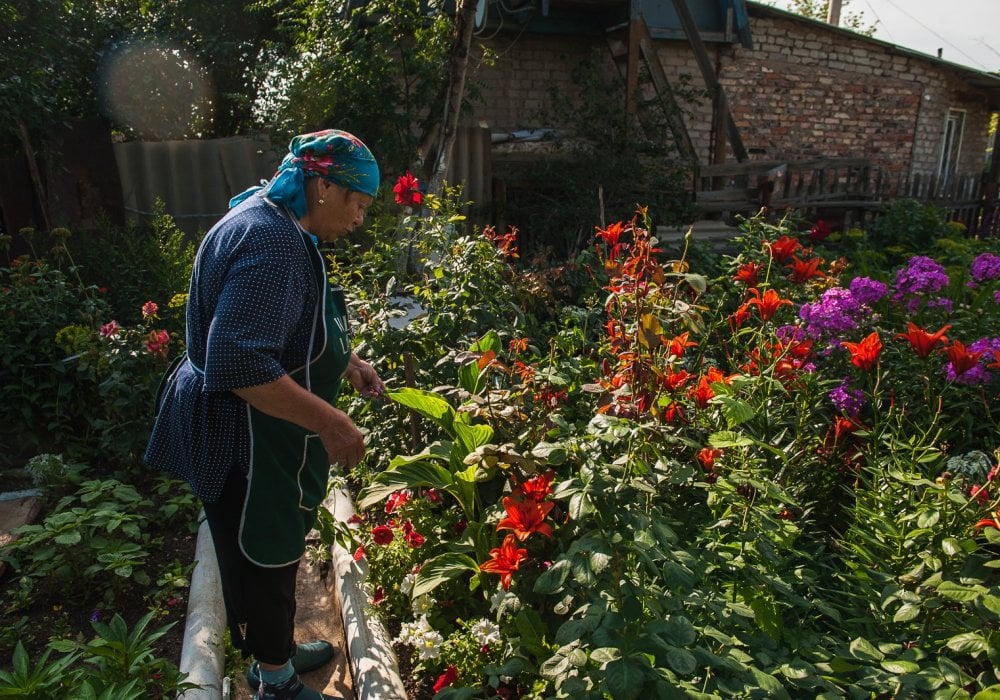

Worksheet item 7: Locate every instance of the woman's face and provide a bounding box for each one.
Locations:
[311,180,373,242]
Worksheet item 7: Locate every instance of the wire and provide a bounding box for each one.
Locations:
[879,0,988,69]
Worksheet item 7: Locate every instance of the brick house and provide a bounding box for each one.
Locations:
[465,0,1000,225]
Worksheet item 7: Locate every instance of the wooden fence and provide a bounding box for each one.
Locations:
[695,158,1000,237]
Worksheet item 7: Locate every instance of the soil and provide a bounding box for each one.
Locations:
[0,471,195,682]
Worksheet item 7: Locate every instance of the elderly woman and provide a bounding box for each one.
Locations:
[145,130,385,700]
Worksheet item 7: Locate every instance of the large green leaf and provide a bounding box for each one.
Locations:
[411,552,480,599]
[356,462,455,510]
[453,421,494,457]
[604,657,647,700]
[387,441,453,469]
[388,388,455,433]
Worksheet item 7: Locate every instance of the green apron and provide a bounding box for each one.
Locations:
[239,245,352,568]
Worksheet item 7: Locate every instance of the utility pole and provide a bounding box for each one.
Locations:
[826,0,842,26]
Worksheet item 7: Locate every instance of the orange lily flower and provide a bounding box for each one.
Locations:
[663,368,693,392]
[689,375,716,408]
[786,256,826,283]
[733,262,761,287]
[946,339,984,377]
[665,332,698,358]
[497,496,554,540]
[767,235,801,262]
[513,471,555,502]
[841,332,882,371]
[697,447,722,470]
[895,322,951,358]
[479,534,529,590]
[745,288,793,322]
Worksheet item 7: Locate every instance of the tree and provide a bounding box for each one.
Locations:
[250,0,456,178]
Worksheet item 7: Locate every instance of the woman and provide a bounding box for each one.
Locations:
[145,130,385,700]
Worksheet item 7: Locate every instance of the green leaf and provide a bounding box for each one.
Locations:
[893,603,922,623]
[946,632,987,654]
[849,637,885,662]
[453,421,494,457]
[918,509,940,528]
[881,659,920,674]
[941,537,961,556]
[534,559,572,595]
[936,581,985,603]
[411,552,480,599]
[666,647,697,676]
[749,667,792,699]
[387,388,455,433]
[708,431,754,448]
[604,657,647,700]
[715,396,755,428]
[973,685,1000,700]
[356,462,455,510]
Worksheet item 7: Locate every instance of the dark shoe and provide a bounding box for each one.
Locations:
[247,640,336,689]
[255,673,340,700]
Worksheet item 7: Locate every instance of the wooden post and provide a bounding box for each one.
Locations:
[17,120,51,232]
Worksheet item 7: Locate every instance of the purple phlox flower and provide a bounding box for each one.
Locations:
[848,277,888,307]
[927,297,953,314]
[799,287,861,339]
[994,289,1000,305]
[776,324,806,343]
[828,379,866,417]
[970,252,1000,284]
[892,256,950,303]
[944,336,1000,385]
[89,610,102,622]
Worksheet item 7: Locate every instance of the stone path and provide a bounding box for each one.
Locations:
[0,491,42,577]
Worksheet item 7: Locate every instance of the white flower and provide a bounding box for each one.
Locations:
[470,618,501,646]
[489,586,514,613]
[400,573,416,597]
[415,627,444,660]
[412,594,436,615]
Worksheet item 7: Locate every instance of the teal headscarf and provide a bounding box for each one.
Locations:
[229,129,380,218]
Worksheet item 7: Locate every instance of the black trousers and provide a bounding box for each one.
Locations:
[202,467,299,665]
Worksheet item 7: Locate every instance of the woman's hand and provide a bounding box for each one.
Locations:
[345,353,386,399]
[317,408,365,471]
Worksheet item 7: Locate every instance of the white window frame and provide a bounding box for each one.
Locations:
[936,108,966,186]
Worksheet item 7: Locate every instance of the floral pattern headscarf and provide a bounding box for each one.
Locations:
[229,129,380,217]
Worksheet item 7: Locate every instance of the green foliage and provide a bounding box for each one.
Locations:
[3,479,155,607]
[344,205,1000,697]
[0,613,194,698]
[0,222,190,469]
[252,0,453,175]
[865,198,953,262]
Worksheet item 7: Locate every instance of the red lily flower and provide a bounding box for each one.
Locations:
[975,513,1000,530]
[393,171,422,207]
[745,288,793,321]
[767,235,801,262]
[663,368,693,392]
[497,496,554,540]
[514,471,555,502]
[733,262,761,287]
[697,447,722,470]
[841,332,882,371]
[946,339,984,376]
[665,331,698,358]
[596,221,625,248]
[786,256,826,284]
[479,534,529,589]
[689,375,716,408]
[895,322,951,358]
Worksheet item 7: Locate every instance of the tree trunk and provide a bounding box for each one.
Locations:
[422,0,478,191]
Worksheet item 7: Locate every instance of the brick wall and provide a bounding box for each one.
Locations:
[470,12,996,181]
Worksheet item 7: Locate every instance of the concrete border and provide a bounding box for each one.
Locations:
[178,492,407,700]
[325,488,408,700]
[178,512,226,700]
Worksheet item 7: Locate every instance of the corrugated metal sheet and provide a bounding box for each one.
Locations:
[451,125,493,208]
[113,129,493,236]
[113,136,283,236]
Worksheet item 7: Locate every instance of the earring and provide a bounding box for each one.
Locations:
[318,198,325,205]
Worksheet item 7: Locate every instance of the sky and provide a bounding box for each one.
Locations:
[764,0,1000,73]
